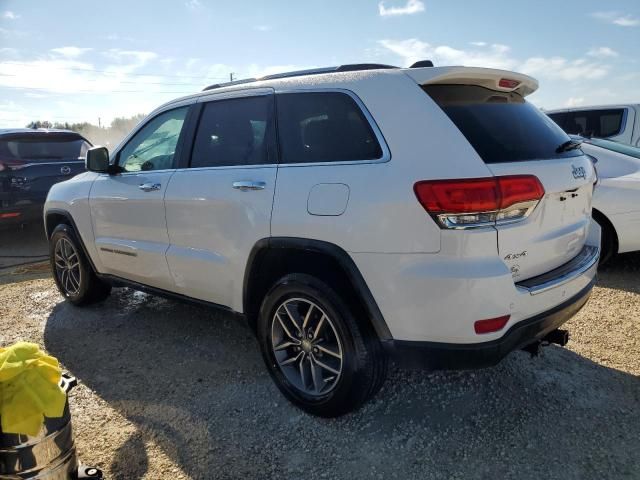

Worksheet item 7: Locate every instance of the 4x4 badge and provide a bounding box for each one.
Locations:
[572,165,586,180]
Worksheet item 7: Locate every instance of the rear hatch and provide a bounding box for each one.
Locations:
[412,68,595,281]
[0,132,90,209]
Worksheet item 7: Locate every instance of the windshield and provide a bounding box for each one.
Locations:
[0,135,91,162]
[423,84,582,164]
[586,137,640,160]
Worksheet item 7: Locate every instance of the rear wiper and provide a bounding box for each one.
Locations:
[556,140,583,153]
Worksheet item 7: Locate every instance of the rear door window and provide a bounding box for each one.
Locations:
[564,109,625,138]
[276,92,383,164]
[190,95,275,168]
[423,85,581,164]
[0,135,91,162]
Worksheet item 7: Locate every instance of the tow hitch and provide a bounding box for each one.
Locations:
[522,329,570,357]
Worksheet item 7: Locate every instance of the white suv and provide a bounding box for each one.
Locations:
[44,64,600,416]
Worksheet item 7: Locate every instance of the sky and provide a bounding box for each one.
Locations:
[0,0,639,127]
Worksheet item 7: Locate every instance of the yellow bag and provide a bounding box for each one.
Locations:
[0,342,66,436]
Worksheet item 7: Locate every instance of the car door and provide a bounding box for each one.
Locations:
[89,104,190,290]
[164,89,277,310]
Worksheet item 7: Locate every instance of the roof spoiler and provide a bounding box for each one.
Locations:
[405,66,539,97]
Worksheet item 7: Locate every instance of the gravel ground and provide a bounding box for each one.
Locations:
[0,252,638,479]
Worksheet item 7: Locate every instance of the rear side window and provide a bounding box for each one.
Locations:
[564,109,625,138]
[423,85,581,164]
[0,135,90,162]
[276,92,383,164]
[191,95,274,168]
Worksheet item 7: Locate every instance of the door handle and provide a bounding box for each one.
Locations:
[139,182,161,192]
[232,181,266,191]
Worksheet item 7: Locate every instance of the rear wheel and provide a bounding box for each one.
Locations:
[593,211,617,265]
[257,273,387,417]
[49,224,111,305]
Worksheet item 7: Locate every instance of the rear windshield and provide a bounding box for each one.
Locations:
[0,135,90,162]
[423,85,582,164]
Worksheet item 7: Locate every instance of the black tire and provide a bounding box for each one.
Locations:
[257,273,387,417]
[49,223,111,305]
[593,211,617,266]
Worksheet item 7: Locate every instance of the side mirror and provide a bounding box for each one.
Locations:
[85,146,110,173]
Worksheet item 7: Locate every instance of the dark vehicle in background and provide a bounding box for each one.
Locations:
[0,129,91,227]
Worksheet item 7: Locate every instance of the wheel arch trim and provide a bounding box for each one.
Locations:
[45,208,99,273]
[243,237,393,342]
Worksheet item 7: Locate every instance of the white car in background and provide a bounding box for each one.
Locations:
[577,136,640,263]
[547,105,640,147]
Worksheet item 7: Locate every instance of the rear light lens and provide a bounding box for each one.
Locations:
[0,212,21,219]
[498,78,520,89]
[474,315,510,334]
[414,175,544,229]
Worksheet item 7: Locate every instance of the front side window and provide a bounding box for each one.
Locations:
[190,95,274,168]
[276,92,383,164]
[118,107,188,172]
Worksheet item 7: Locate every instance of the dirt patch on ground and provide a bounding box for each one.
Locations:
[0,254,639,479]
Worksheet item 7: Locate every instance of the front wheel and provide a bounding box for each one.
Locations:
[257,274,387,417]
[49,224,111,305]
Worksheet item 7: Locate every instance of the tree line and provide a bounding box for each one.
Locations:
[26,114,147,148]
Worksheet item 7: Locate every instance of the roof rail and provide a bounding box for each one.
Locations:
[202,63,398,91]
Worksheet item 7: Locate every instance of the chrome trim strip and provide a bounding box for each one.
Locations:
[516,245,600,295]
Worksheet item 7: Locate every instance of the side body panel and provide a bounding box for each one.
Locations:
[89,171,176,290]
[164,165,277,310]
[583,142,640,253]
[270,74,495,255]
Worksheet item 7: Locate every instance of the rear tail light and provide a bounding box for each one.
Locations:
[474,315,510,334]
[0,212,21,219]
[498,78,520,89]
[414,175,544,229]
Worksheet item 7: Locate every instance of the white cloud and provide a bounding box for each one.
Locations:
[379,38,612,83]
[587,47,619,58]
[565,97,585,107]
[377,39,518,70]
[50,46,92,58]
[520,57,609,81]
[185,0,202,9]
[470,41,487,47]
[2,11,20,20]
[254,25,272,32]
[591,11,639,27]
[378,0,425,17]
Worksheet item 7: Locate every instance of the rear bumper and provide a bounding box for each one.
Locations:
[389,279,594,369]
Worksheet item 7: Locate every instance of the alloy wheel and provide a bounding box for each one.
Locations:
[54,238,81,296]
[271,298,344,396]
